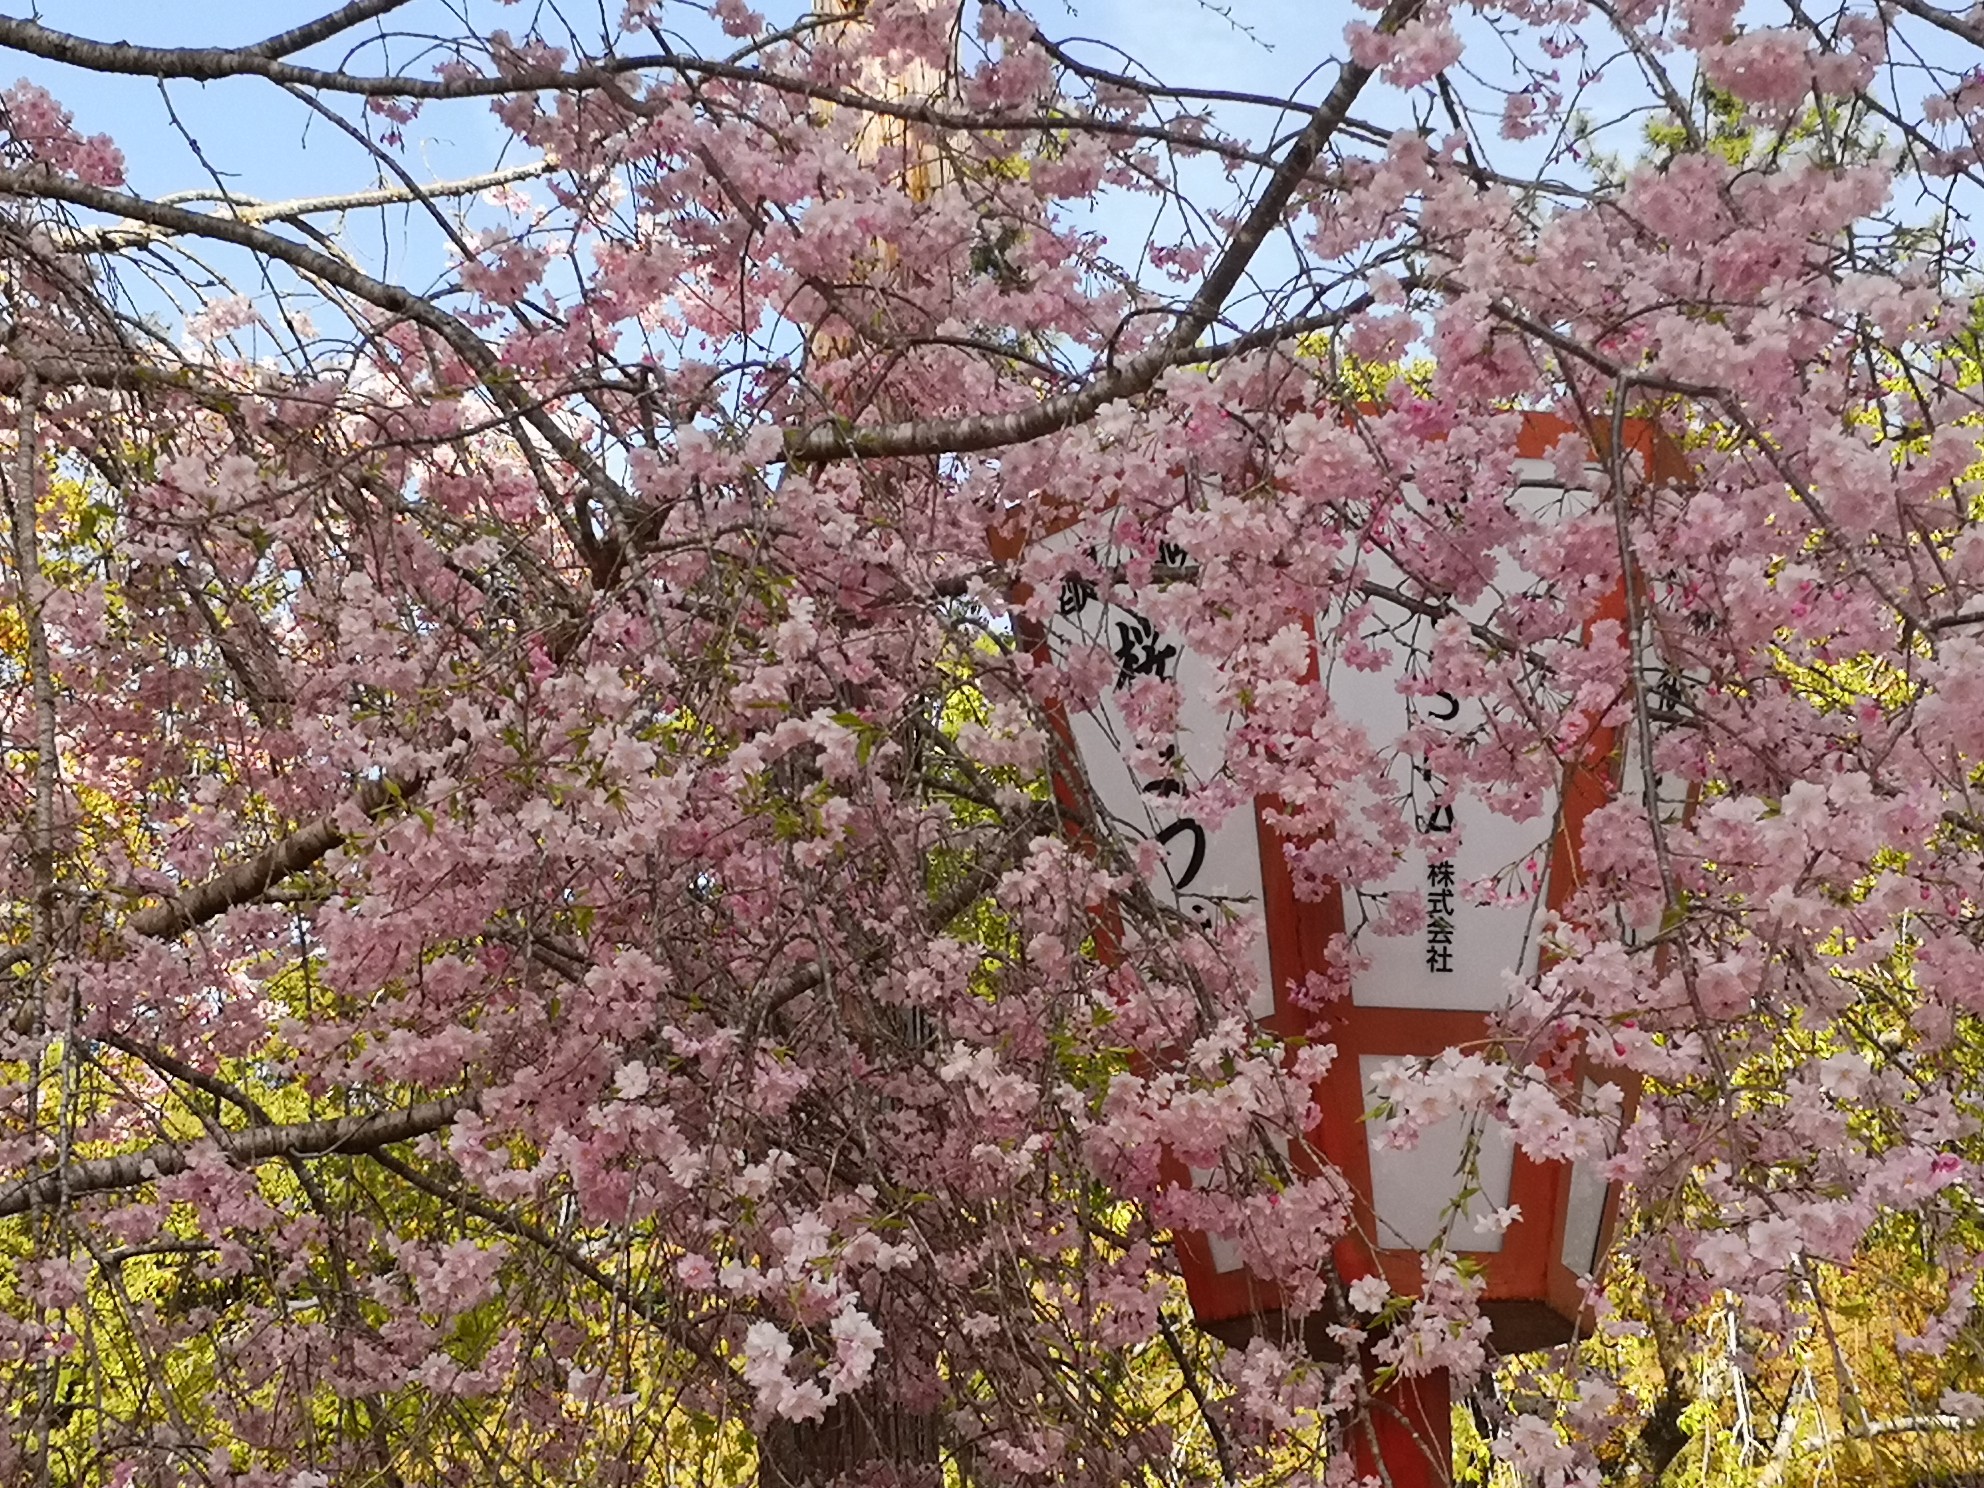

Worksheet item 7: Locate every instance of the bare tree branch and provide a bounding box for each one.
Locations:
[0,15,657,95]
[249,0,417,60]
[57,163,553,251]
[1879,0,1984,48]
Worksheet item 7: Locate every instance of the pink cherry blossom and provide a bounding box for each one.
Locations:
[3,0,1984,1481]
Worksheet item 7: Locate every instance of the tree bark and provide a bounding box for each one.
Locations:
[0,1097,469,1217]
[758,1397,940,1488]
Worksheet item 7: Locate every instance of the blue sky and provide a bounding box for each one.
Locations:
[3,0,1458,270]
[9,1,1346,202]
[0,0,1626,353]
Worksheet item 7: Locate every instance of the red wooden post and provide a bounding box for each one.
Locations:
[1356,1368,1453,1488]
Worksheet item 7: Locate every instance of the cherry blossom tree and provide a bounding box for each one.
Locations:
[3,1,1984,1484]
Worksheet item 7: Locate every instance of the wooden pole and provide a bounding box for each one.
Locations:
[1355,1366,1453,1488]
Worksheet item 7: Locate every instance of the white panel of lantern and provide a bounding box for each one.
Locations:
[1360,1055,1517,1252]
[1035,459,1635,1266]
[1038,530,1276,1020]
[1326,463,1593,1012]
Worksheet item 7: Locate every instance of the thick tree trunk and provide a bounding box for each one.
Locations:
[757,1398,940,1488]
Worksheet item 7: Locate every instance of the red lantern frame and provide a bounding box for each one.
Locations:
[1165,414,1670,1355]
[1000,410,1681,1482]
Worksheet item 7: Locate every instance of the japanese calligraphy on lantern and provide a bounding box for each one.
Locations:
[1328,463,1592,1012]
[1424,859,1457,974]
[1041,533,1276,1019]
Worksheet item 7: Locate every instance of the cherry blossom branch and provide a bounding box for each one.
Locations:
[124,775,416,939]
[0,168,633,527]
[0,358,224,396]
[89,1028,375,1319]
[176,567,290,729]
[0,17,660,96]
[94,1030,278,1124]
[1596,377,1744,1108]
[0,3,1309,176]
[1028,28,1391,139]
[1156,1309,1237,1483]
[1355,576,1552,672]
[0,1096,471,1218]
[0,11,1305,175]
[3,368,53,996]
[1586,0,1706,153]
[785,0,1423,463]
[1496,299,1935,635]
[363,1147,741,1390]
[0,162,1375,488]
[625,56,1286,170]
[1849,1413,1982,1441]
[744,801,1057,1041]
[1482,299,1724,400]
[1037,40,1603,202]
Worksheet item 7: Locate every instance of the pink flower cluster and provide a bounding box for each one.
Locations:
[1,79,123,184]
